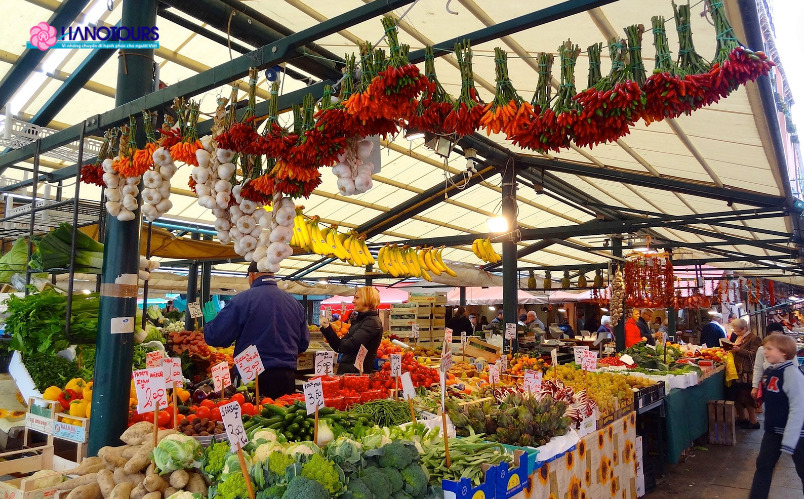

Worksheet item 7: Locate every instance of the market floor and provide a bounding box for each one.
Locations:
[649,415,803,498]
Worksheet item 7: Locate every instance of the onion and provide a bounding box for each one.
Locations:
[191,166,210,184]
[236,215,256,233]
[156,199,172,213]
[141,188,162,205]
[354,173,373,193]
[152,147,172,166]
[122,194,138,211]
[117,209,135,222]
[103,172,120,188]
[337,177,356,196]
[105,201,121,216]
[217,149,235,163]
[357,139,374,160]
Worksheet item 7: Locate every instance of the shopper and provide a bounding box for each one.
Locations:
[700,312,727,348]
[625,309,647,347]
[468,314,478,334]
[525,310,545,332]
[447,307,473,337]
[204,262,309,399]
[752,322,787,400]
[597,315,613,341]
[479,315,489,330]
[320,286,383,374]
[749,334,804,499]
[731,318,762,429]
[637,308,657,346]
[517,313,527,328]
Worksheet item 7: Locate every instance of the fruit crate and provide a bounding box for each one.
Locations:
[597,397,634,430]
[634,381,666,410]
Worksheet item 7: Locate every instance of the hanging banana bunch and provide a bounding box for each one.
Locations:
[291,212,375,267]
[471,237,501,263]
[378,244,457,280]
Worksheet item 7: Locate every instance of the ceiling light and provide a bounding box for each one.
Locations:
[487,216,508,233]
[557,308,567,313]
[600,307,608,312]
[404,127,425,141]
[488,306,496,311]
[318,278,328,284]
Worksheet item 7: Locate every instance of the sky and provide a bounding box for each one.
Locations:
[769,0,804,133]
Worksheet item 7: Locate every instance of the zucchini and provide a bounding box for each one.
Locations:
[262,404,287,418]
[286,423,300,434]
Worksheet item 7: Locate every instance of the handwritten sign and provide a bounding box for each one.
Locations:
[354,345,368,373]
[163,358,182,384]
[460,331,467,347]
[444,328,453,344]
[211,361,232,393]
[220,401,248,451]
[133,367,168,414]
[440,370,446,408]
[411,323,420,339]
[146,351,163,369]
[551,348,559,367]
[440,349,453,373]
[573,346,589,365]
[505,323,517,340]
[188,301,203,319]
[401,372,416,400]
[234,345,265,384]
[581,350,598,372]
[524,370,543,394]
[53,421,86,443]
[303,378,325,415]
[314,351,335,376]
[340,302,346,316]
[390,354,402,377]
[488,363,500,384]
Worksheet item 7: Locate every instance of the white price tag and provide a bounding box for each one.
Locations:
[354,345,368,373]
[505,323,517,340]
[188,301,203,319]
[110,316,135,334]
[211,361,231,393]
[133,368,168,414]
[524,370,543,393]
[234,345,265,384]
[444,328,453,344]
[340,302,346,316]
[500,355,508,372]
[440,350,452,373]
[573,346,589,364]
[401,372,416,400]
[390,354,402,377]
[619,354,635,366]
[551,348,559,366]
[488,363,500,384]
[146,351,163,369]
[581,350,598,372]
[411,323,420,339]
[325,308,332,320]
[220,401,248,451]
[460,331,467,346]
[163,358,182,384]
[440,370,446,409]
[303,378,325,415]
[314,351,335,376]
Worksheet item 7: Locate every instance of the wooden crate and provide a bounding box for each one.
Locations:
[0,459,60,499]
[708,400,736,445]
[464,338,500,362]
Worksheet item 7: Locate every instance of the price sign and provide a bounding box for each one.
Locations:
[163,358,182,384]
[505,323,517,340]
[573,346,589,365]
[524,370,543,393]
[488,363,500,384]
[460,331,467,347]
[146,351,163,369]
[444,328,453,344]
[390,354,402,377]
[340,302,346,316]
[211,361,232,393]
[234,345,265,384]
[499,355,508,372]
[53,421,86,443]
[581,350,598,372]
[354,345,368,373]
[220,401,248,451]
[411,323,420,339]
[440,349,453,373]
[188,301,203,319]
[325,308,332,320]
[303,378,325,415]
[551,348,559,367]
[314,351,335,376]
[400,372,416,400]
[133,368,168,414]
[619,354,635,366]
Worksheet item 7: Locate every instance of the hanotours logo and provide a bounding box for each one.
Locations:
[27,21,159,50]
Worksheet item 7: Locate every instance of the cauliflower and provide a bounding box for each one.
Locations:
[251,442,283,464]
[202,441,229,479]
[266,451,295,477]
[215,472,249,499]
[251,429,279,444]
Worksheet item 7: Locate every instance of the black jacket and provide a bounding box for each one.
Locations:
[447,315,473,337]
[637,317,656,346]
[322,310,383,374]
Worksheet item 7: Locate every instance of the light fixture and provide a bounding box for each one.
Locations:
[557,308,567,313]
[487,216,508,233]
[404,127,425,141]
[488,306,496,311]
[424,133,454,158]
[600,307,608,312]
[318,278,328,285]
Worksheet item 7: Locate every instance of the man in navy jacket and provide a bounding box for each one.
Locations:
[204,262,309,399]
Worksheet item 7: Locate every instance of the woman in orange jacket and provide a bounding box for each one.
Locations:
[624,308,646,348]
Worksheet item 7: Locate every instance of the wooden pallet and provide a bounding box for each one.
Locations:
[708,400,736,445]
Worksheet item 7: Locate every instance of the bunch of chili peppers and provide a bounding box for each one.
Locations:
[442,41,484,136]
[480,48,523,136]
[408,46,454,135]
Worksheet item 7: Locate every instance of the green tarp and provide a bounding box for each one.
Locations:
[664,370,726,463]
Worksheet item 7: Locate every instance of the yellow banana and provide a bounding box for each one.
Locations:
[321,227,336,257]
[377,244,389,273]
[420,265,432,281]
[310,220,327,255]
[350,233,367,266]
[435,246,457,277]
[403,246,421,278]
[290,225,298,247]
[293,213,311,251]
[423,247,442,276]
[416,247,428,269]
[361,237,375,266]
[336,233,351,261]
[342,233,356,263]
[393,245,411,275]
[475,238,489,261]
[485,239,501,263]
[471,239,482,260]
[330,227,350,260]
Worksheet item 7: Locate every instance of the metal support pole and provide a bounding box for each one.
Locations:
[24,140,40,293]
[65,122,85,341]
[667,307,676,341]
[185,234,200,331]
[459,287,466,307]
[200,235,212,304]
[141,222,153,329]
[501,160,518,354]
[88,0,157,455]
[612,237,625,352]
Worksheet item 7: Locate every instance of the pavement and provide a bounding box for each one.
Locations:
[649,415,803,498]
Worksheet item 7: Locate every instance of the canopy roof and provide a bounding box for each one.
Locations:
[0,0,801,288]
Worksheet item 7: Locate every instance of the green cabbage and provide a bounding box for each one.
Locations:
[0,238,30,283]
[151,434,203,473]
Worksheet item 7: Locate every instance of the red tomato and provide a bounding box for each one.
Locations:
[210,408,222,422]
[261,398,274,406]
[200,399,216,409]
[157,410,171,428]
[230,393,245,406]
[241,403,257,416]
[217,399,230,408]
[196,406,211,420]
[175,414,186,425]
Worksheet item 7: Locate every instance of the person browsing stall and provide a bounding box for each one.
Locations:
[636,308,657,346]
[730,318,762,429]
[320,286,383,374]
[203,262,309,399]
[700,312,727,348]
[447,307,473,337]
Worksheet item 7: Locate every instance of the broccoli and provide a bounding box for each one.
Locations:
[217,471,249,499]
[256,485,286,499]
[378,441,416,470]
[345,478,375,499]
[400,464,429,497]
[360,468,391,499]
[379,467,404,494]
[202,442,230,480]
[267,452,295,478]
[300,453,344,495]
[282,476,329,499]
[391,492,412,499]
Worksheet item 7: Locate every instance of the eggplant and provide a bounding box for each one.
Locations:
[193,386,212,403]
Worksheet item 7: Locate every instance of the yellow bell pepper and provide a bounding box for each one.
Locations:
[65,378,86,395]
[130,380,137,398]
[43,386,63,401]
[175,386,190,403]
[85,403,91,418]
[82,382,93,402]
[69,399,88,418]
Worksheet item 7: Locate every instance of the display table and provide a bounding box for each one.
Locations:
[523,413,639,498]
[664,370,725,464]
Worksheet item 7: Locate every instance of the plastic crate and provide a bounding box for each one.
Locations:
[492,451,532,498]
[499,444,540,477]
[442,469,495,499]
[634,381,666,410]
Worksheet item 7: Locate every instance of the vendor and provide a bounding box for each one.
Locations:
[447,307,473,337]
[320,286,383,374]
[525,310,545,333]
[203,262,309,399]
[637,308,657,346]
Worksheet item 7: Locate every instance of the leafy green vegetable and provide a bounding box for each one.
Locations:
[29,224,104,273]
[24,353,85,391]
[214,470,250,499]
[151,434,202,473]
[202,442,229,480]
[299,453,344,495]
[0,238,31,283]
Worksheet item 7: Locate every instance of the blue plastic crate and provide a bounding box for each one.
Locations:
[499,444,540,476]
[492,451,532,498]
[442,470,495,499]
